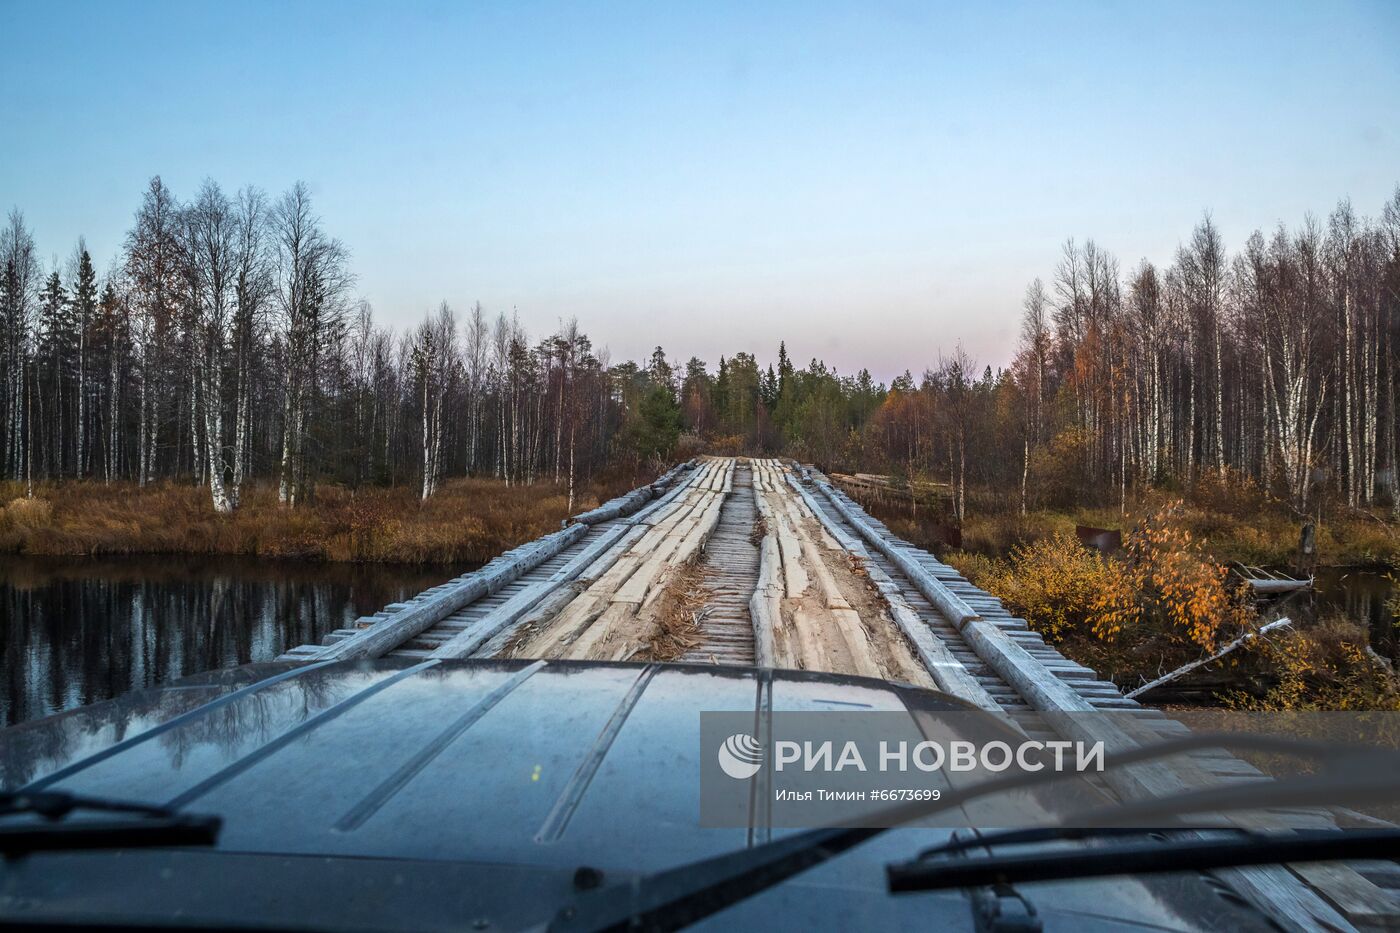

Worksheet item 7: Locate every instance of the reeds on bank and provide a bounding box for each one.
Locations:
[0,475,636,564]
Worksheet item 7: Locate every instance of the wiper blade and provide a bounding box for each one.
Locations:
[548,825,879,933]
[888,828,1400,892]
[0,790,221,854]
[913,825,1195,862]
[2,790,175,821]
[547,732,1399,933]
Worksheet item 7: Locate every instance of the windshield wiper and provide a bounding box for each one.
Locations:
[546,732,1400,932]
[0,790,221,854]
[888,828,1400,891]
[913,825,1194,861]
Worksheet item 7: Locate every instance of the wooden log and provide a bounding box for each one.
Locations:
[309,523,590,661]
[784,473,1001,711]
[750,534,781,668]
[1124,618,1293,700]
[1243,577,1313,595]
[569,459,694,526]
[429,523,636,659]
[758,461,810,598]
[570,490,650,527]
[788,605,835,672]
[749,461,783,668]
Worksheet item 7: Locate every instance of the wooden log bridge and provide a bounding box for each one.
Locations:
[278,457,1400,930]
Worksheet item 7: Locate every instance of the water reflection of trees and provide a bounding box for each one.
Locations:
[0,555,446,725]
[0,664,349,789]
[154,667,345,771]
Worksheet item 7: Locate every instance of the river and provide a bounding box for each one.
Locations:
[0,555,1392,727]
[1311,566,1398,658]
[0,555,455,726]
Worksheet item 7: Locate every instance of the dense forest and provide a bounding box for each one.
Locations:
[1,177,1398,520]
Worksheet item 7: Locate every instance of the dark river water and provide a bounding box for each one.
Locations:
[0,555,1392,727]
[0,555,455,726]
[1310,567,1398,658]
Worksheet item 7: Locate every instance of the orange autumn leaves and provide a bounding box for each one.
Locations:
[980,534,1136,643]
[981,502,1248,656]
[1121,507,1251,649]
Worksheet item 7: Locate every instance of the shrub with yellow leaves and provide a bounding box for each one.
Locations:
[982,533,1138,643]
[1227,617,1400,711]
[976,503,1252,682]
[1120,502,1251,651]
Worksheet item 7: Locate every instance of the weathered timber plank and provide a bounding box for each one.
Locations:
[786,471,1001,711]
[749,472,781,668]
[301,461,692,662]
[428,523,634,659]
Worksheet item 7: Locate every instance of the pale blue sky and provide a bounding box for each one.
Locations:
[2,1,1398,379]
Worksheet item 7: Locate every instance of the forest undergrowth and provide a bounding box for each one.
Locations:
[0,472,641,564]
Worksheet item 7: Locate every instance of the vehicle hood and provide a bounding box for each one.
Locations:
[0,659,1271,931]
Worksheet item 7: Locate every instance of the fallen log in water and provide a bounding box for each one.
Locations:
[1124,618,1294,700]
[1231,563,1313,596]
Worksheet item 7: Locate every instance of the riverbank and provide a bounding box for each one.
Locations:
[866,494,1400,571]
[0,475,640,564]
[847,489,1399,710]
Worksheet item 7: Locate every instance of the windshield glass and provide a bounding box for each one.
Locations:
[2,3,1399,931]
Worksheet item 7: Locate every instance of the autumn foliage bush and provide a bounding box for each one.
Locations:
[1119,504,1253,649]
[1229,616,1400,711]
[973,534,1137,643]
[958,503,1253,681]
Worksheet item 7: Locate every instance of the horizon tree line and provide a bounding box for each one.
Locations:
[0,177,636,512]
[2,177,1397,521]
[1008,190,1400,515]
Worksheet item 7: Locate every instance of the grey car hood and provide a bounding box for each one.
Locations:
[0,659,1274,931]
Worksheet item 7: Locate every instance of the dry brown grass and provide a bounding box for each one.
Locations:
[855,486,1399,571]
[0,475,640,564]
[748,514,768,547]
[644,563,712,661]
[0,497,52,531]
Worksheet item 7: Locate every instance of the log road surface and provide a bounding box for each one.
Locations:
[280,457,1400,931]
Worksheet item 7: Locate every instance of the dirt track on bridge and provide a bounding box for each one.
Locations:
[502,456,934,686]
